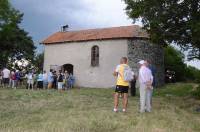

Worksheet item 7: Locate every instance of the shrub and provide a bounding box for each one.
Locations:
[191,85,200,99]
[185,66,200,83]
[164,46,200,83]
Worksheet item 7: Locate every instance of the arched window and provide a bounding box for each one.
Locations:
[91,45,99,66]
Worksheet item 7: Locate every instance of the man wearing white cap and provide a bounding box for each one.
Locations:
[138,60,153,113]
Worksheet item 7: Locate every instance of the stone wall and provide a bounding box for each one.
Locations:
[127,39,165,87]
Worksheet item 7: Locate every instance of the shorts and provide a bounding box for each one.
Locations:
[27,79,34,84]
[37,81,43,88]
[3,78,9,84]
[115,85,129,93]
[48,82,53,89]
[57,82,63,90]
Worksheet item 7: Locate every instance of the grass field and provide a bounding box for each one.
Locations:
[0,83,200,132]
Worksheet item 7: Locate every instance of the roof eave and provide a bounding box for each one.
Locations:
[41,36,149,45]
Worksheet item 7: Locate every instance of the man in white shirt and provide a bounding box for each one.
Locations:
[26,71,34,90]
[2,67,10,88]
[138,60,153,113]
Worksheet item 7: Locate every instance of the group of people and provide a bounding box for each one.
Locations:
[2,57,154,113]
[0,68,23,89]
[113,57,155,113]
[0,67,75,91]
[26,69,75,90]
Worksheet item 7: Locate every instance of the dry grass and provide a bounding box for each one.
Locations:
[0,83,200,132]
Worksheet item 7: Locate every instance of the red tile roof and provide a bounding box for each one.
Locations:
[41,25,149,44]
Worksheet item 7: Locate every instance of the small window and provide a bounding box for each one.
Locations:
[91,45,99,66]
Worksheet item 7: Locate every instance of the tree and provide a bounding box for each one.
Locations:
[164,46,200,82]
[164,46,186,81]
[0,0,35,68]
[185,66,200,83]
[33,53,44,72]
[124,0,200,60]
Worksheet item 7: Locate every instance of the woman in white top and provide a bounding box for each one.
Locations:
[26,71,34,90]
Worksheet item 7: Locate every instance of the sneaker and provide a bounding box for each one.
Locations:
[122,109,126,112]
[113,108,118,112]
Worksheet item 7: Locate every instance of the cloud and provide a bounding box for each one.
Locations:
[77,0,133,28]
[186,60,200,69]
[10,0,133,31]
[10,0,134,53]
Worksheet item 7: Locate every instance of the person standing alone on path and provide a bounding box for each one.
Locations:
[138,60,153,113]
[113,57,130,112]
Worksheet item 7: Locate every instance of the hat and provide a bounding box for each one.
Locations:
[138,60,145,65]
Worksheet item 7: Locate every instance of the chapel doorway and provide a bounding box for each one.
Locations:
[62,64,73,74]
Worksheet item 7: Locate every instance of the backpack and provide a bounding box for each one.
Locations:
[123,65,133,82]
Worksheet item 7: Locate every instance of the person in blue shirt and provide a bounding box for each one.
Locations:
[147,61,156,87]
[15,70,21,87]
[37,71,43,89]
[146,60,156,106]
[67,73,75,89]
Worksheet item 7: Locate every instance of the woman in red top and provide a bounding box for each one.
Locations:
[11,70,16,89]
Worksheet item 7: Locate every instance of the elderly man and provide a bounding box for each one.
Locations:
[138,60,153,113]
